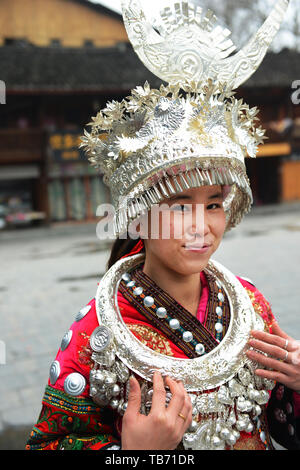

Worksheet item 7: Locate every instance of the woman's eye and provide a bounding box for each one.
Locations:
[171,204,190,212]
[207,203,222,210]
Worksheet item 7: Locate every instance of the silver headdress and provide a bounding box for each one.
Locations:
[81,0,289,236]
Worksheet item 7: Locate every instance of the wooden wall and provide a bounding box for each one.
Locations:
[0,0,128,47]
[281,160,300,201]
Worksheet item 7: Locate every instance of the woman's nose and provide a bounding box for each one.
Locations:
[185,204,208,240]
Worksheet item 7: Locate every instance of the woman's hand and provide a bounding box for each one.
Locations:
[121,371,193,450]
[246,322,300,391]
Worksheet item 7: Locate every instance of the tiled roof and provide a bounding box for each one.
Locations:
[1,44,298,93]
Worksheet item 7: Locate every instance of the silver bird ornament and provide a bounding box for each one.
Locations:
[121,0,290,90]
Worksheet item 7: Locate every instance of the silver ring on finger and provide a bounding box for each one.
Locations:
[284,339,289,351]
[283,350,289,362]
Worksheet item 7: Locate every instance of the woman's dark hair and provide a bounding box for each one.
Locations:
[107,235,145,270]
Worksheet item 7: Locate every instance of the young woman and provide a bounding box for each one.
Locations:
[26,181,300,451]
[26,0,300,451]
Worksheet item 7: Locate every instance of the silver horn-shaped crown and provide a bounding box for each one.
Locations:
[121,0,290,89]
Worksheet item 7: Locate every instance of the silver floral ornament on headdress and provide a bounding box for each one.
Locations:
[80,1,289,236]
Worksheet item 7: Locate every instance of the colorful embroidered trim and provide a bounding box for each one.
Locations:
[42,385,100,415]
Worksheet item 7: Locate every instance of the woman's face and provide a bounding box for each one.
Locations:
[138,184,227,275]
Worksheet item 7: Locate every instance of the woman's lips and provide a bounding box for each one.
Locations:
[183,244,212,253]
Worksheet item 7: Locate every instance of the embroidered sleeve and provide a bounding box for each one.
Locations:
[237,277,275,331]
[26,386,120,450]
[26,299,121,450]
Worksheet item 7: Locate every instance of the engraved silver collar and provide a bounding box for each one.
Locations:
[95,253,264,392]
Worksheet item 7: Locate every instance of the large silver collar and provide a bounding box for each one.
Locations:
[95,254,264,392]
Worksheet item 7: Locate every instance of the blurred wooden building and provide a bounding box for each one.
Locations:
[0,0,299,228]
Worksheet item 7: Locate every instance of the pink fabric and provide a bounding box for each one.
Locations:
[196,271,209,324]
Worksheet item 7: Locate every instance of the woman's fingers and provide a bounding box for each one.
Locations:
[248,337,289,361]
[125,376,142,416]
[150,371,167,415]
[250,329,292,351]
[165,378,192,431]
[165,377,185,414]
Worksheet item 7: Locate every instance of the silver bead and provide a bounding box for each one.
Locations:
[212,435,225,450]
[255,390,269,405]
[90,325,113,353]
[226,433,237,446]
[110,399,119,410]
[169,318,180,330]
[218,293,224,302]
[183,331,193,342]
[227,409,237,426]
[245,422,254,433]
[117,399,125,415]
[188,420,198,433]
[49,360,60,385]
[133,287,143,296]
[143,296,154,307]
[75,304,91,322]
[156,307,167,318]
[111,384,121,397]
[195,343,205,355]
[219,427,230,440]
[253,404,262,417]
[216,306,222,316]
[122,273,131,282]
[104,372,117,386]
[215,322,223,333]
[126,280,135,288]
[260,430,266,442]
[236,417,247,431]
[60,330,73,352]
[64,372,86,397]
